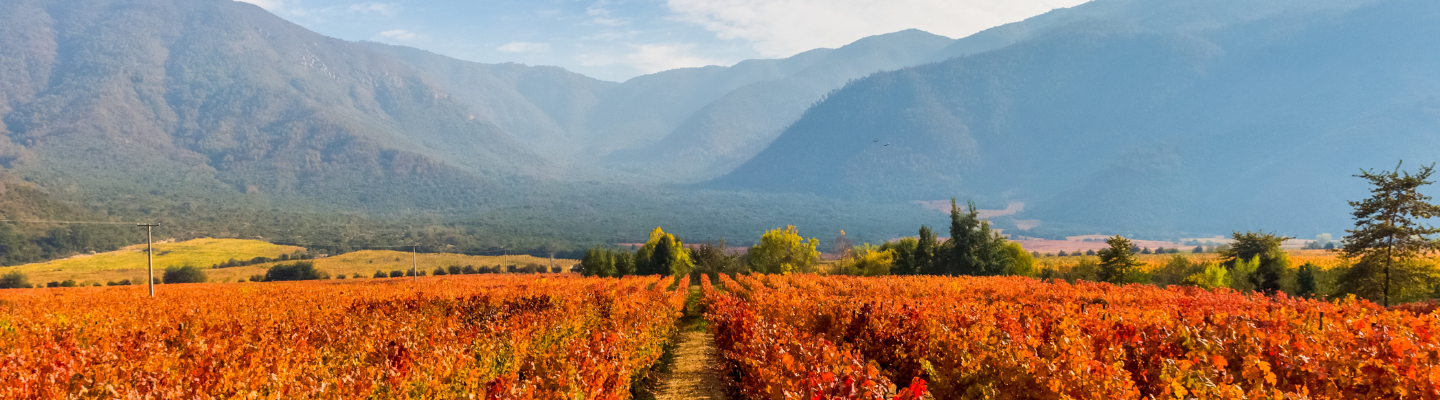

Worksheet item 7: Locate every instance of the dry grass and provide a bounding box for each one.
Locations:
[3,239,579,286]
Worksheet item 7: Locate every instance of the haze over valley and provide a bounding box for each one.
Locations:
[0,0,1435,257]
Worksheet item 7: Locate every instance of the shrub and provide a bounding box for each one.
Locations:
[61,280,77,288]
[249,274,264,282]
[263,262,328,282]
[463,265,477,274]
[448,265,462,275]
[0,272,30,289]
[433,267,448,276]
[163,265,209,284]
[389,270,404,278]
[374,271,387,278]
[337,275,347,280]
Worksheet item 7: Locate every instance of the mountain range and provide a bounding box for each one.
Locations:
[0,0,1435,252]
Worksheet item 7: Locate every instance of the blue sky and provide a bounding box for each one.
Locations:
[238,0,1090,82]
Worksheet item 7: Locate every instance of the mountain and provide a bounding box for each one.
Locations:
[0,0,549,212]
[0,0,941,251]
[711,0,1440,237]
[606,29,955,180]
[362,42,616,160]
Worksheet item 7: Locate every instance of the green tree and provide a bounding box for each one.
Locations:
[264,261,328,281]
[916,225,940,275]
[0,271,29,289]
[1339,162,1440,306]
[1097,236,1143,284]
[947,199,1010,276]
[1296,262,1319,298]
[833,244,895,276]
[1002,242,1036,277]
[747,225,821,274]
[880,237,919,275]
[635,227,694,276]
[615,251,636,276]
[162,265,208,284]
[1219,231,1290,294]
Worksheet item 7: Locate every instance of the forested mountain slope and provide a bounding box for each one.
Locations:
[712,0,1440,237]
[0,0,548,213]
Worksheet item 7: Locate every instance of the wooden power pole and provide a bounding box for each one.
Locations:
[137,223,160,297]
[412,245,418,282]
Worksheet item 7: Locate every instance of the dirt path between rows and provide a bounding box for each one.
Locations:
[654,329,728,400]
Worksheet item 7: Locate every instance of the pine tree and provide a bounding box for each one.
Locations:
[947,199,1010,276]
[1340,162,1440,306]
[948,199,981,275]
[1220,231,1289,295]
[917,225,940,275]
[652,235,676,276]
[1097,236,1143,284]
[1296,262,1319,298]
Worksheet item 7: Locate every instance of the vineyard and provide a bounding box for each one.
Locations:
[4,272,1439,399]
[702,274,1440,399]
[0,274,687,399]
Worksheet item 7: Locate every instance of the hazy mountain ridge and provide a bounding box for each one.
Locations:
[712,0,1440,237]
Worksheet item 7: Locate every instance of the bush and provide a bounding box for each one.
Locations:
[61,280,77,288]
[448,265,462,275]
[337,275,347,280]
[262,261,328,282]
[249,274,264,282]
[0,272,30,289]
[389,270,403,278]
[463,265,477,274]
[163,265,209,284]
[433,267,448,276]
[374,271,387,278]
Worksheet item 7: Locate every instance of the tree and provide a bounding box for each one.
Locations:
[948,199,1010,276]
[834,244,895,276]
[916,226,940,275]
[581,246,616,277]
[1296,262,1319,298]
[264,261,328,281]
[1219,232,1290,294]
[832,230,854,259]
[1002,242,1036,277]
[1340,162,1440,307]
[880,237,919,275]
[1097,236,1143,284]
[747,225,821,274]
[635,227,694,276]
[0,271,29,289]
[692,238,743,277]
[162,265,208,284]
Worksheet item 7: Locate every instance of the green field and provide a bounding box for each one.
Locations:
[1,239,578,286]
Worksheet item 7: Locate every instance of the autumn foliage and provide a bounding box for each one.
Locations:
[702,273,1440,399]
[0,274,688,399]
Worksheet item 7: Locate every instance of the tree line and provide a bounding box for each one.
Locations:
[582,162,1440,307]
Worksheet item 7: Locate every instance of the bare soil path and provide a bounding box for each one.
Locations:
[655,330,727,400]
[653,287,728,400]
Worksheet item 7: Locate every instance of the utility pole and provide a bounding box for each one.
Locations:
[137,223,160,297]
[412,245,418,282]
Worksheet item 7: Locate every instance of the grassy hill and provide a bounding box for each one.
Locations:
[2,237,578,286]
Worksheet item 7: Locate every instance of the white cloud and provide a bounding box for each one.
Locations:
[666,0,1091,57]
[377,29,420,41]
[580,43,724,74]
[497,41,552,53]
[348,2,398,16]
[236,0,283,11]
